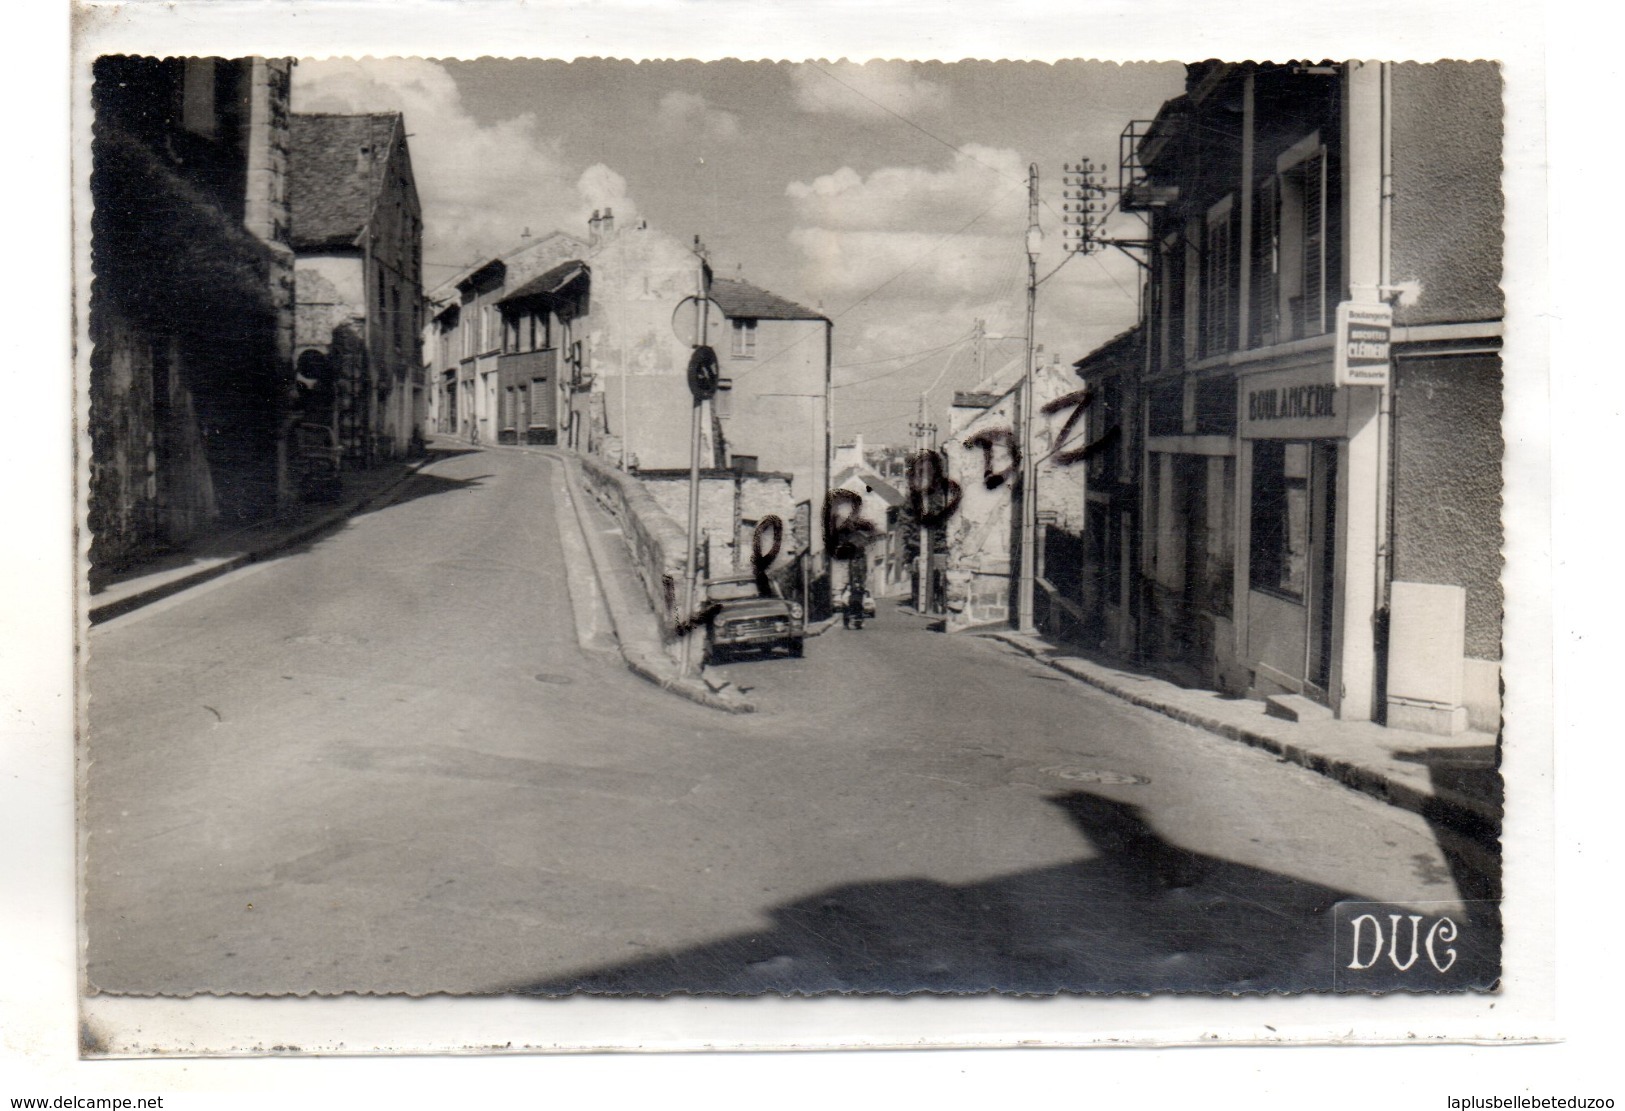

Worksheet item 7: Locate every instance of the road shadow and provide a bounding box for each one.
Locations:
[511,790,1500,996]
[1392,743,1503,907]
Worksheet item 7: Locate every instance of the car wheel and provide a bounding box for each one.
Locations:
[787,637,804,658]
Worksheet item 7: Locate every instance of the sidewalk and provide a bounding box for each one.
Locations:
[514,443,754,715]
[88,452,435,625]
[981,629,1501,845]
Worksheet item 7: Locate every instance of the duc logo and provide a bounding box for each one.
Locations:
[1345,912,1459,972]
[1331,901,1499,990]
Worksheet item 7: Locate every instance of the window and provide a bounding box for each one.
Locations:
[731,319,757,359]
[180,59,217,137]
[529,378,550,427]
[1250,175,1280,347]
[1249,441,1310,599]
[1270,135,1340,342]
[1201,197,1237,358]
[1156,233,1187,371]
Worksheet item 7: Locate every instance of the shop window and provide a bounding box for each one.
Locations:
[1249,440,1310,599]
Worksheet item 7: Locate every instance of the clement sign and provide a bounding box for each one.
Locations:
[1335,300,1393,387]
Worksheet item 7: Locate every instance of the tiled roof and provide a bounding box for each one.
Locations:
[289,113,401,251]
[833,466,905,508]
[498,260,588,304]
[709,277,826,322]
[1071,325,1143,374]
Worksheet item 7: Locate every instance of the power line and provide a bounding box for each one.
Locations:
[833,335,969,369]
[834,336,972,389]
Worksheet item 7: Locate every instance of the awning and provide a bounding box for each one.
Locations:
[497,260,588,305]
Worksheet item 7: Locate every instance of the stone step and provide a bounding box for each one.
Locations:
[1264,693,1335,724]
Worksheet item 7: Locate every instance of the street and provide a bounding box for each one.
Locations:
[84,445,1493,997]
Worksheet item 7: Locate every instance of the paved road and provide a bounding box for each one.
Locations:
[84,445,1495,997]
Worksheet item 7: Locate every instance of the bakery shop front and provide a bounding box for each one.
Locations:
[1237,359,1385,719]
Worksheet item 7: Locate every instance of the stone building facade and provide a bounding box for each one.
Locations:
[87,56,295,586]
[290,111,423,463]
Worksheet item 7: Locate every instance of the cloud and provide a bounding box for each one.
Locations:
[292,59,637,277]
[787,144,1025,232]
[787,145,1143,427]
[576,164,638,221]
[790,61,949,121]
[654,91,740,145]
[785,145,1029,311]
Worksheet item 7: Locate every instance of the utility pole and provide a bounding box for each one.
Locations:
[680,236,710,678]
[1016,164,1041,634]
[911,399,938,612]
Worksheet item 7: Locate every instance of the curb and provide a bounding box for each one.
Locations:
[983,631,1499,843]
[88,456,435,625]
[549,450,755,715]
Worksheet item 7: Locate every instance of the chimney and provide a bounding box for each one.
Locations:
[600,207,615,238]
[588,209,601,246]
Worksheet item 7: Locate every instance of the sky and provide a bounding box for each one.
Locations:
[292,58,1185,445]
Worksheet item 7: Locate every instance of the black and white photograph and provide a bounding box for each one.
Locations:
[16,0,1625,1099]
[77,51,1510,1007]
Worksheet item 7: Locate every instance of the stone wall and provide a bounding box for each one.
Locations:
[575,454,690,643]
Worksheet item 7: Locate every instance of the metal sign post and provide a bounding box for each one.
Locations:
[679,240,718,679]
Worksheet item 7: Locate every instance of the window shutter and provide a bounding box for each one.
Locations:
[1204,214,1232,358]
[1252,176,1278,347]
[1167,237,1185,368]
[1302,151,1326,335]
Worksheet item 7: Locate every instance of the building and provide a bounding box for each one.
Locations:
[1068,326,1144,655]
[942,355,1086,633]
[708,275,833,520]
[829,436,909,600]
[87,56,295,585]
[427,213,835,600]
[1113,61,1502,732]
[289,111,423,463]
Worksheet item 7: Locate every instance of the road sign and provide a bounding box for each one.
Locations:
[1334,301,1393,387]
[671,296,726,348]
[687,345,720,401]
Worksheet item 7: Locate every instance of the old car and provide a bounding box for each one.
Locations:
[702,573,804,663]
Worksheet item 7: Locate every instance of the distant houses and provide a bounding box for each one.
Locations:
[423,213,836,596]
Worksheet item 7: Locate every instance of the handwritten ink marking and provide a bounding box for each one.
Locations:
[906,450,962,528]
[823,489,877,561]
[963,427,1021,491]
